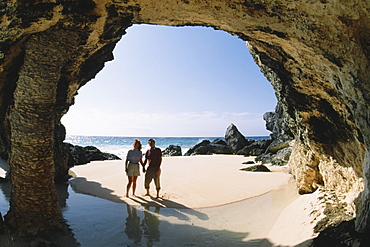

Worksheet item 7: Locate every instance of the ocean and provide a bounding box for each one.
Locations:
[64,135,269,158]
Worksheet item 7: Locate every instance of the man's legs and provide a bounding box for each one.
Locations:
[144,168,155,196]
[154,170,161,198]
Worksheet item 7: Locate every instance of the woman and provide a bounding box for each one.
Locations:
[125,139,145,197]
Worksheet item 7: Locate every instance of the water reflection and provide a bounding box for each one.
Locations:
[56,182,70,211]
[0,181,10,204]
[124,205,161,246]
[124,205,142,244]
[0,181,309,246]
[0,181,81,246]
[141,206,160,246]
[0,181,70,212]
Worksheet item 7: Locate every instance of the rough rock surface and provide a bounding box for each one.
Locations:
[162,145,182,156]
[255,103,294,166]
[237,139,272,156]
[312,220,365,247]
[240,164,271,172]
[0,0,369,241]
[263,104,293,143]
[184,139,232,156]
[225,123,251,153]
[64,143,121,166]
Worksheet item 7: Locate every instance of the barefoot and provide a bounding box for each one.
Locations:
[125,194,129,197]
[144,193,151,197]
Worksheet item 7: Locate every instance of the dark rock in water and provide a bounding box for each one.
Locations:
[83,146,120,161]
[237,139,272,156]
[263,104,293,143]
[225,123,250,153]
[209,139,233,154]
[263,111,276,134]
[256,104,295,166]
[64,143,121,166]
[184,139,232,156]
[240,164,271,172]
[271,147,292,166]
[184,140,211,156]
[212,139,227,145]
[163,145,182,156]
[255,153,273,164]
[267,139,290,153]
[256,144,293,166]
[242,160,255,165]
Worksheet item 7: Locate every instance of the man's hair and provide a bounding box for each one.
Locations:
[148,138,155,143]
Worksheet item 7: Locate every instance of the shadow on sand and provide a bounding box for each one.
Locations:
[68,177,209,221]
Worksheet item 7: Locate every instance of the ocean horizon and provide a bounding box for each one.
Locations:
[65,135,270,159]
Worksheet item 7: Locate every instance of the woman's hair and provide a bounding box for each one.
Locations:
[133,138,142,150]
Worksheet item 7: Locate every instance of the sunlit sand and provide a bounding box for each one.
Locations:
[69,155,318,246]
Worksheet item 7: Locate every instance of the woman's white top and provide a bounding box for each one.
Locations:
[127,149,142,163]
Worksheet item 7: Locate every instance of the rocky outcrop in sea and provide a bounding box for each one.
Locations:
[185,104,294,167]
[255,104,294,166]
[64,143,121,166]
[184,139,232,156]
[162,145,182,156]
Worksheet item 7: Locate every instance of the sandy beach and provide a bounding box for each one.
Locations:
[69,155,319,246]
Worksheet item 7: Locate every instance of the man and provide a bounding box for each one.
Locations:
[143,139,162,198]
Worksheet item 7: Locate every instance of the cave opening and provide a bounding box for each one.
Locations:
[1,1,368,244]
[62,24,277,147]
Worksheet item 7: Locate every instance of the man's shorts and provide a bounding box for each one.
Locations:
[144,167,161,190]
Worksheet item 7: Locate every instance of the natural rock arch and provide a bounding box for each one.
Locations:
[0,0,369,240]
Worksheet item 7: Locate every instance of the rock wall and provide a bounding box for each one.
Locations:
[0,0,369,238]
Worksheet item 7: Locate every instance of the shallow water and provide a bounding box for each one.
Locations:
[0,181,294,246]
[63,183,253,247]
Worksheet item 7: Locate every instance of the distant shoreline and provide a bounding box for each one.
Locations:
[64,135,270,159]
[65,134,270,138]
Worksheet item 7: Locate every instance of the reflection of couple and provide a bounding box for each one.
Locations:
[125,139,162,198]
[124,205,160,246]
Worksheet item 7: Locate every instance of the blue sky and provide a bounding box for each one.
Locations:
[61,24,277,137]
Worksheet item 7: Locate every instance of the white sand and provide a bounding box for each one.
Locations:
[69,155,318,246]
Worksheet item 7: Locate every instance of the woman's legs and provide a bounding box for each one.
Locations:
[126,176,133,197]
[132,176,138,196]
[126,176,138,197]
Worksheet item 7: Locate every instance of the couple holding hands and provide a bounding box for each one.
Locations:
[125,138,162,198]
